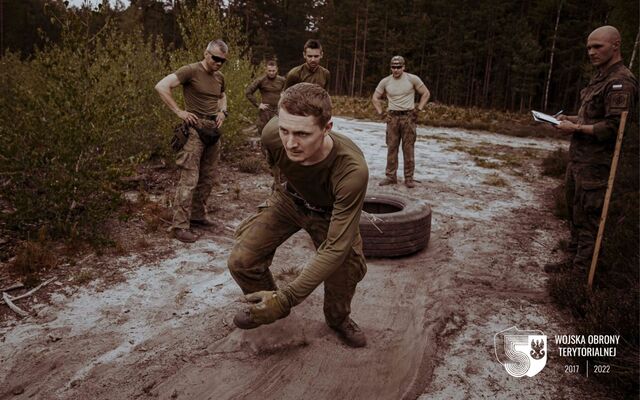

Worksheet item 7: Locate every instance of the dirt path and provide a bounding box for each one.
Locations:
[0,118,614,399]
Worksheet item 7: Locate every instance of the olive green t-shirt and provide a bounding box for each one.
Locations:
[245,74,286,108]
[284,64,331,91]
[262,117,369,303]
[175,62,225,117]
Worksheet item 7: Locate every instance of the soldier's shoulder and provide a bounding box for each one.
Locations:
[261,117,280,146]
[320,65,330,75]
[215,70,225,80]
[287,65,303,76]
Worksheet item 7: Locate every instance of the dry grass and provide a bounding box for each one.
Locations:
[237,156,268,174]
[483,174,508,187]
[332,96,561,139]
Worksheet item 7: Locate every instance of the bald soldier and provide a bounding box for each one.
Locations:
[372,56,430,188]
[245,60,286,134]
[545,26,638,273]
[228,83,368,348]
[284,39,331,91]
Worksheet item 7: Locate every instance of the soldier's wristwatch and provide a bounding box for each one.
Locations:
[220,110,229,117]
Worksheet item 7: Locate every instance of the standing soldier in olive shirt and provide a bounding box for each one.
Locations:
[228,83,369,348]
[155,39,229,243]
[284,39,331,91]
[372,56,430,188]
[245,60,286,134]
[545,26,638,273]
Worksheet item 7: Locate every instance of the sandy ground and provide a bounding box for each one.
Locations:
[0,117,616,399]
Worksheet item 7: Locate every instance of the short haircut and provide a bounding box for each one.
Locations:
[207,39,228,54]
[279,83,332,127]
[266,60,278,67]
[304,39,322,52]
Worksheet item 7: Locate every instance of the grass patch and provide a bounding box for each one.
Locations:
[331,95,563,139]
[237,155,268,174]
[483,174,508,187]
[473,157,501,169]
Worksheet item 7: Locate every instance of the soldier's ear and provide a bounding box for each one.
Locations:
[324,120,333,134]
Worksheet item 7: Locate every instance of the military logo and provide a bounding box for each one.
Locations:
[494,326,547,377]
[609,92,629,111]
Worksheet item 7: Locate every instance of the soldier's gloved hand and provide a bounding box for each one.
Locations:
[246,290,291,326]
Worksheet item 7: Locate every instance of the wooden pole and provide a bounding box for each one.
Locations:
[588,111,629,289]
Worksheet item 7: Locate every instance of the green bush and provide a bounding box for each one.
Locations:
[0,1,255,243]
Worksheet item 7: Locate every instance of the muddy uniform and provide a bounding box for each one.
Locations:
[228,117,368,327]
[284,64,331,91]
[172,62,225,229]
[566,60,638,270]
[375,73,425,181]
[245,74,285,134]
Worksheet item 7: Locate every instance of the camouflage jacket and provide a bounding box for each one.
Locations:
[571,61,638,165]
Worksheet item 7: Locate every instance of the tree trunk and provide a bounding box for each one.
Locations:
[630,27,640,70]
[358,1,369,97]
[335,28,342,94]
[543,0,562,111]
[350,12,359,97]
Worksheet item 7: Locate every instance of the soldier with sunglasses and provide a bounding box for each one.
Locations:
[372,56,430,188]
[155,39,230,243]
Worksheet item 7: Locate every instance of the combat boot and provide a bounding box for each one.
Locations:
[404,179,416,188]
[544,259,573,273]
[190,216,217,227]
[378,177,397,186]
[331,318,367,348]
[172,228,198,243]
[233,309,260,330]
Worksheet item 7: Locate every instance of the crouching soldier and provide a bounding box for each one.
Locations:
[227,83,369,347]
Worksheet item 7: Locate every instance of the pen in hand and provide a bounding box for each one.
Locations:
[553,110,564,118]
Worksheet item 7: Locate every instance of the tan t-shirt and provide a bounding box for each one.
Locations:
[374,72,425,111]
[262,117,369,303]
[175,62,225,117]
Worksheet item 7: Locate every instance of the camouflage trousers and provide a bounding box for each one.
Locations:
[227,189,367,327]
[257,107,278,135]
[385,113,417,180]
[565,162,608,270]
[172,127,220,229]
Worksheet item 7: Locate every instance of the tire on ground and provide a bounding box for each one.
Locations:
[359,193,432,258]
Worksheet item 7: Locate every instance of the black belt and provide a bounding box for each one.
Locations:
[200,114,217,121]
[282,182,333,214]
[388,110,413,115]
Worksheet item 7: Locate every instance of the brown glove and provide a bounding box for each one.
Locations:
[246,290,291,326]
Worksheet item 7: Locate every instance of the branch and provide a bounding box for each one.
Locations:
[2,292,29,317]
[6,277,56,302]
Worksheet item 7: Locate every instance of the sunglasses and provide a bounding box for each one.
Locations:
[209,54,226,64]
[391,65,403,69]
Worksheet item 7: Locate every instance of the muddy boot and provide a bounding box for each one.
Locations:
[330,318,367,348]
[172,228,198,243]
[233,309,260,330]
[404,179,416,188]
[544,259,573,273]
[378,177,397,186]
[190,217,217,227]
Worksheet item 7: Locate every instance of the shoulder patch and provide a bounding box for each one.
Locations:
[608,92,630,112]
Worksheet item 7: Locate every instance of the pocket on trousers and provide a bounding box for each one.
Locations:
[580,180,606,213]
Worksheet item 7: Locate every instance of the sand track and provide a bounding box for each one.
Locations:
[0,118,614,399]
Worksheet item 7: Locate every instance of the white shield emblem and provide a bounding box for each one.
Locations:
[494,327,547,377]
